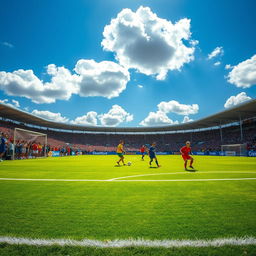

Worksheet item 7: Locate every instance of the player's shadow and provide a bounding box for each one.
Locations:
[185,168,197,172]
[114,165,122,167]
[149,166,158,169]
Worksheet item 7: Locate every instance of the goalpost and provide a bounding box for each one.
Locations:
[13,128,47,160]
[221,143,247,156]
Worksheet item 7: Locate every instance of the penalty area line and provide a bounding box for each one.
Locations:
[0,177,256,182]
[0,236,255,248]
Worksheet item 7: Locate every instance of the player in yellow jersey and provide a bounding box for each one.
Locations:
[116,140,126,166]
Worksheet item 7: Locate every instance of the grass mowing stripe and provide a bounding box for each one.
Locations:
[0,237,256,248]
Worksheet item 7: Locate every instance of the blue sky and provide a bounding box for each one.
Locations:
[0,0,255,127]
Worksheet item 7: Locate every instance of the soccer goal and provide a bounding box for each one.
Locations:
[221,143,247,156]
[13,128,47,160]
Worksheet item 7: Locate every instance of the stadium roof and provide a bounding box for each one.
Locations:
[0,99,256,133]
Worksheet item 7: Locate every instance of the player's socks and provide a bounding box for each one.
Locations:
[184,161,187,169]
[155,159,159,167]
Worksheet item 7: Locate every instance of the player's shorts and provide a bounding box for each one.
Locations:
[0,147,5,154]
[149,154,156,159]
[141,152,145,155]
[117,153,123,157]
[33,150,38,154]
[182,155,192,161]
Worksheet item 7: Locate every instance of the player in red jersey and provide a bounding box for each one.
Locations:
[140,145,147,160]
[180,141,194,171]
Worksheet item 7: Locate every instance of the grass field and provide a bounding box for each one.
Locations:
[0,155,256,255]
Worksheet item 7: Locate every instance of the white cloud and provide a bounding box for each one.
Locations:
[182,115,193,123]
[214,61,221,66]
[98,105,133,126]
[1,42,14,48]
[137,84,143,88]
[74,59,130,99]
[208,46,224,60]
[140,111,178,126]
[102,6,196,80]
[31,109,69,123]
[71,111,98,126]
[227,55,256,88]
[29,105,133,127]
[0,99,20,108]
[225,64,233,70]
[0,60,130,104]
[224,92,252,108]
[0,66,77,104]
[157,100,199,115]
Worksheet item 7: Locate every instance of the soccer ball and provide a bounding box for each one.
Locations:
[127,161,132,166]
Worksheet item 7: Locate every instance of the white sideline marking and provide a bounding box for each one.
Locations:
[108,171,256,181]
[112,178,256,182]
[0,236,255,248]
[0,178,106,182]
[0,177,256,182]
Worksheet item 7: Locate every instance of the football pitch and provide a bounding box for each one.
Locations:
[0,155,256,255]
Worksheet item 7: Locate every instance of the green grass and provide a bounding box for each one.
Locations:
[0,155,256,255]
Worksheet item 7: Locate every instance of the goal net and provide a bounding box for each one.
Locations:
[13,128,47,159]
[221,143,247,156]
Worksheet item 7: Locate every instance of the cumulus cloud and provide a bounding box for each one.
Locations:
[140,111,178,126]
[208,46,224,60]
[0,99,20,108]
[0,60,130,104]
[226,55,256,88]
[140,99,198,126]
[157,100,199,115]
[98,105,133,126]
[74,59,130,98]
[182,116,193,123]
[31,109,69,123]
[70,111,98,126]
[0,66,77,104]
[137,84,143,88]
[224,92,252,108]
[29,105,133,127]
[102,6,196,80]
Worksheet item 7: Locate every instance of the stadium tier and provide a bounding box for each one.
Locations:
[0,99,256,156]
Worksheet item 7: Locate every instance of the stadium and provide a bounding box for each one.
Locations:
[0,100,256,255]
[1,1,256,255]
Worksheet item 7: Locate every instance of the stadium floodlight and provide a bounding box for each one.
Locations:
[221,144,247,156]
[13,128,47,160]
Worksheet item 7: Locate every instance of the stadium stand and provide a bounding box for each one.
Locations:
[0,99,255,159]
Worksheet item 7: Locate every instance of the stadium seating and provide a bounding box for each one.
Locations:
[0,118,255,153]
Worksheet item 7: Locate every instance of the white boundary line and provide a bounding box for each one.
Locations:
[0,236,255,248]
[0,171,256,183]
[111,178,256,182]
[108,171,256,181]
[0,177,256,182]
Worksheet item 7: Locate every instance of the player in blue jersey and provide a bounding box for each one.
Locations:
[0,133,7,162]
[148,142,160,168]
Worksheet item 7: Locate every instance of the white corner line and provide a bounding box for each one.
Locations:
[0,236,255,248]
